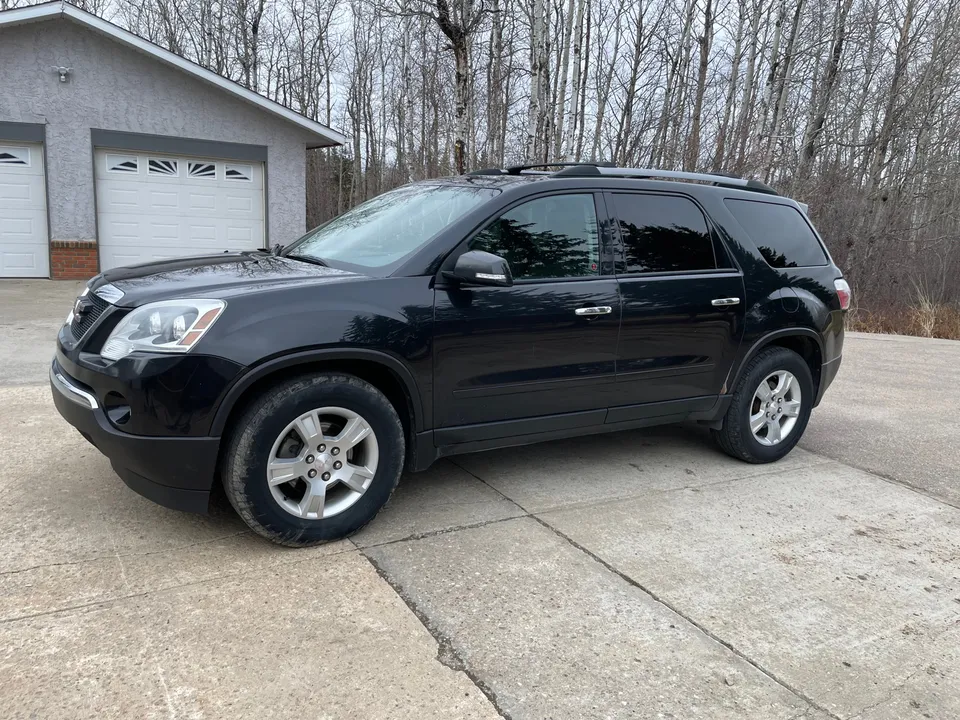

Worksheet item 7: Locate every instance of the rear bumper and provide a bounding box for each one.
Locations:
[815,354,842,406]
[50,360,219,513]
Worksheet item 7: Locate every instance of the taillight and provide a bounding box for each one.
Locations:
[834,278,851,311]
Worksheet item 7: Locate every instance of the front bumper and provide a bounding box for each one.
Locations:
[50,359,220,513]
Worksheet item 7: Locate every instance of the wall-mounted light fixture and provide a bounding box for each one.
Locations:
[50,66,73,83]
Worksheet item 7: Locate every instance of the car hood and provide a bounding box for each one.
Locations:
[89,252,363,307]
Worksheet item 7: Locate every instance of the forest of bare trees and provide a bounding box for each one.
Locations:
[7,0,960,330]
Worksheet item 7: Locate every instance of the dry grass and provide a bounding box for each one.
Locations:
[848,303,960,340]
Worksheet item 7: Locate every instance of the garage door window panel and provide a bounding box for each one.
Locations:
[0,147,30,166]
[612,193,716,274]
[225,164,252,181]
[188,162,216,179]
[106,154,138,174]
[148,158,179,177]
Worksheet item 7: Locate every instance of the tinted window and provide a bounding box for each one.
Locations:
[470,194,599,279]
[725,199,828,268]
[613,194,715,273]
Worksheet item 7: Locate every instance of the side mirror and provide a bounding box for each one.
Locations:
[443,250,513,287]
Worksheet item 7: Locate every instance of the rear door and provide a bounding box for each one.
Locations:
[607,191,744,420]
[432,191,620,438]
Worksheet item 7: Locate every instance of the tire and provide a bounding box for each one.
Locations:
[712,347,814,464]
[222,373,405,547]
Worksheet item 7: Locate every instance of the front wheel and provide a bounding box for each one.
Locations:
[712,347,814,463]
[222,373,405,546]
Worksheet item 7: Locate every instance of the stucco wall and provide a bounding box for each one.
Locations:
[0,18,314,245]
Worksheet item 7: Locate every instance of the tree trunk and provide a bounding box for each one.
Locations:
[487,0,505,166]
[553,0,577,158]
[563,0,587,160]
[713,2,745,171]
[452,40,470,174]
[401,10,418,178]
[615,4,646,164]
[591,1,622,162]
[868,0,916,191]
[686,0,714,171]
[734,0,763,171]
[798,0,853,176]
[763,0,804,180]
[526,0,549,161]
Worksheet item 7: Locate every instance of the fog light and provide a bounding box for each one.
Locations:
[104,391,131,426]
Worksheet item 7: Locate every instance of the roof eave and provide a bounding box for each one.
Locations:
[0,1,346,147]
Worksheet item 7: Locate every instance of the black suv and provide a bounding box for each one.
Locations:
[51,164,848,546]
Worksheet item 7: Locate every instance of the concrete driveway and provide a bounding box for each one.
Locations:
[1,281,958,719]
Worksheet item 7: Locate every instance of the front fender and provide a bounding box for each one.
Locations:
[208,347,427,436]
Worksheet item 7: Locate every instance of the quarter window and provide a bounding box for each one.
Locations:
[725,199,828,268]
[470,194,600,280]
[613,194,716,273]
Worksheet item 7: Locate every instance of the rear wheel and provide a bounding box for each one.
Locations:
[223,373,404,546]
[712,347,813,463]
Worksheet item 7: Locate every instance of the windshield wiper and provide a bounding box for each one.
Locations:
[286,253,328,267]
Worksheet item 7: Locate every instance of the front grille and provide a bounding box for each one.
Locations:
[70,292,110,339]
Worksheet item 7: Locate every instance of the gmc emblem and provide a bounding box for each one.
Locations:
[74,297,93,316]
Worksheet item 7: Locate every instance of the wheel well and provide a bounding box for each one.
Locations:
[762,335,822,393]
[218,359,417,468]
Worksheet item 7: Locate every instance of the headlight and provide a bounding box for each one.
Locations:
[101,299,226,361]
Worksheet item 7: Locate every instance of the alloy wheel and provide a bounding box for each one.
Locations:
[266,407,379,519]
[749,370,802,446]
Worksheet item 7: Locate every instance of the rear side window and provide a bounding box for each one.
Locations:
[470,193,600,280]
[725,199,828,268]
[612,193,716,273]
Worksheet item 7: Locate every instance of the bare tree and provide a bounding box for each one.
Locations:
[18,0,960,315]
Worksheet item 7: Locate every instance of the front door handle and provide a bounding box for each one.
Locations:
[711,297,741,307]
[575,306,613,316]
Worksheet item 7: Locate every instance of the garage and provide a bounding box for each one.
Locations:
[0,142,49,277]
[94,149,265,271]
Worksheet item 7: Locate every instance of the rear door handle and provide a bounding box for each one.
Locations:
[711,297,741,307]
[575,306,613,316]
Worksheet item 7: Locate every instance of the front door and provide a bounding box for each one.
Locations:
[607,191,745,420]
[433,192,620,438]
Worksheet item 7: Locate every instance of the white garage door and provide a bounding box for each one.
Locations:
[0,143,49,277]
[95,149,265,271]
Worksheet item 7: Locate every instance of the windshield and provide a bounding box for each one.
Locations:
[288,184,499,269]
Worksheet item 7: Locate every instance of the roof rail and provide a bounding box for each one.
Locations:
[504,161,616,175]
[467,162,779,196]
[554,165,778,195]
[466,161,616,176]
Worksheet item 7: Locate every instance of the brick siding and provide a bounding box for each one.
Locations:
[50,240,99,280]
